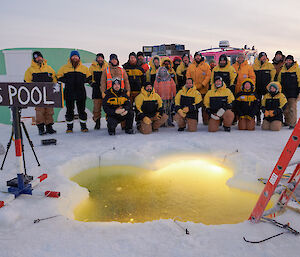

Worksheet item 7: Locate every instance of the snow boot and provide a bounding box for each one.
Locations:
[66,124,73,133]
[46,123,56,134]
[37,123,46,135]
[178,127,185,132]
[125,128,135,134]
[94,119,101,130]
[223,126,231,132]
[80,122,89,132]
[108,130,115,136]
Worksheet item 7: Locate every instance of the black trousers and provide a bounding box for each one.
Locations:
[65,99,87,122]
[107,111,134,132]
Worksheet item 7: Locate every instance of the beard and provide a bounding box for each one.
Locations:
[71,59,80,68]
[97,60,104,67]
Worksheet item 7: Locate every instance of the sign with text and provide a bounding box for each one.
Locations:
[0,82,64,108]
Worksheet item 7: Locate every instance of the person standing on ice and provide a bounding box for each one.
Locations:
[161,57,178,85]
[252,52,276,126]
[123,52,146,103]
[272,51,286,81]
[234,79,259,130]
[204,76,235,132]
[154,66,176,127]
[89,53,108,130]
[57,50,92,133]
[137,51,149,73]
[176,53,191,92]
[24,51,57,135]
[135,82,168,134]
[146,55,160,85]
[278,55,300,129]
[261,82,287,131]
[210,54,237,94]
[174,78,202,132]
[172,56,182,74]
[186,52,211,125]
[232,52,256,95]
[100,54,131,98]
[102,78,134,135]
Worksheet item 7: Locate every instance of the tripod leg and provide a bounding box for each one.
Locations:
[0,130,14,170]
[21,122,41,167]
[19,123,27,175]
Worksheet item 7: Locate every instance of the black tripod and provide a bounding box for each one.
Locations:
[1,108,40,174]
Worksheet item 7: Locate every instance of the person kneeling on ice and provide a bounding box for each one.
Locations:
[204,76,235,132]
[174,78,202,132]
[135,83,168,134]
[103,78,134,135]
[234,79,259,131]
[261,82,287,131]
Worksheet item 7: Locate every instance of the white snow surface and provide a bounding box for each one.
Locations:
[0,110,300,257]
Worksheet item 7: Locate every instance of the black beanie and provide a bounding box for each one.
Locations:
[194,51,202,58]
[129,52,137,59]
[32,51,43,60]
[137,51,144,57]
[109,54,118,61]
[275,51,283,56]
[258,52,267,59]
[286,55,294,62]
[96,53,104,59]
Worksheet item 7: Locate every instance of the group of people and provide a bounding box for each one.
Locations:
[24,49,300,135]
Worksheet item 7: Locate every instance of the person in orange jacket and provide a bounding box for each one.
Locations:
[232,52,256,95]
[186,51,211,124]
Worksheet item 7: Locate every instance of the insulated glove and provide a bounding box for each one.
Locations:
[143,116,152,125]
[178,109,186,118]
[216,108,225,117]
[182,107,189,113]
[155,112,162,119]
[211,114,220,120]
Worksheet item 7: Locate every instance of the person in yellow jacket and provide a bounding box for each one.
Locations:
[204,76,235,132]
[210,54,237,93]
[174,78,202,132]
[161,57,178,85]
[261,82,287,131]
[232,52,256,94]
[176,53,191,92]
[146,55,160,85]
[186,52,211,125]
[57,50,92,133]
[252,52,276,126]
[278,55,300,128]
[24,51,57,135]
[89,53,108,130]
[135,83,168,134]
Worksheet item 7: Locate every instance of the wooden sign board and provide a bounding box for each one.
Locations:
[0,82,64,108]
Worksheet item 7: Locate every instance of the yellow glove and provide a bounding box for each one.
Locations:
[143,116,152,125]
[155,112,162,119]
[268,110,275,117]
[178,109,186,118]
[182,107,189,113]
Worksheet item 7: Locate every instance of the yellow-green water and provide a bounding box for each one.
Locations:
[71,159,272,224]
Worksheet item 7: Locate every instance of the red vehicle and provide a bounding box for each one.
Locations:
[199,40,258,65]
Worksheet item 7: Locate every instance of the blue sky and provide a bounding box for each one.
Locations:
[1,0,300,63]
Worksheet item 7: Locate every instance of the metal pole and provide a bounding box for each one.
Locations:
[11,107,25,174]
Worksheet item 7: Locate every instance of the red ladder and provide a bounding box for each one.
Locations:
[249,118,300,223]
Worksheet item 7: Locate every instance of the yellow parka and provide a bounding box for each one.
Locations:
[232,60,256,94]
[186,60,211,95]
[24,60,57,83]
[210,62,237,87]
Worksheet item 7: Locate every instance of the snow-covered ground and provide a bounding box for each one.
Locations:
[0,108,300,257]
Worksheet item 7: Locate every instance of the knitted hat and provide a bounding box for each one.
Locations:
[286,55,294,62]
[129,52,137,59]
[275,51,283,56]
[137,51,144,57]
[258,52,267,59]
[70,50,80,59]
[96,53,104,59]
[109,53,118,61]
[32,51,43,60]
